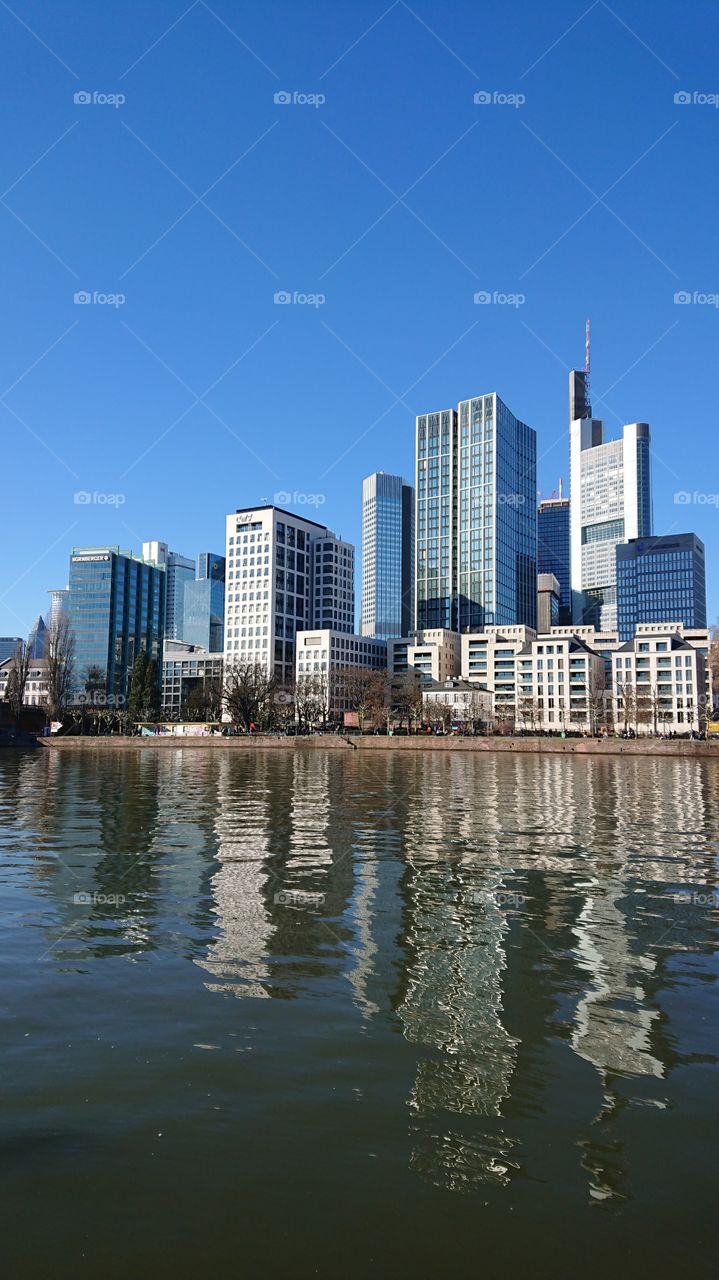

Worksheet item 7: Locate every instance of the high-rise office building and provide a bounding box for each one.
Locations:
[538,489,571,624]
[311,532,355,633]
[415,393,537,632]
[182,553,226,652]
[27,616,47,658]
[361,472,414,639]
[223,504,355,686]
[0,637,22,664]
[569,348,652,630]
[142,541,195,639]
[47,588,69,629]
[68,546,165,703]
[616,534,707,642]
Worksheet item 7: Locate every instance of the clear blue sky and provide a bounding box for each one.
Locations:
[1,0,717,636]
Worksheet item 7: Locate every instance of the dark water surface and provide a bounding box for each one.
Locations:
[2,747,718,1278]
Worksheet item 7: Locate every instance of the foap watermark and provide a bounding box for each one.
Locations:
[674,90,719,108]
[274,290,325,307]
[471,889,527,908]
[672,890,719,907]
[275,889,326,908]
[674,290,719,307]
[74,290,125,307]
[274,489,325,508]
[76,692,126,707]
[74,90,125,108]
[73,891,126,906]
[497,493,526,507]
[474,89,525,108]
[474,289,525,307]
[74,490,126,506]
[274,90,325,108]
[674,490,719,507]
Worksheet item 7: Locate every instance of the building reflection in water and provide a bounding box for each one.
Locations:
[7,746,719,1203]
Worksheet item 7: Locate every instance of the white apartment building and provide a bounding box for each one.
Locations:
[461,622,711,733]
[462,625,536,721]
[387,628,460,684]
[295,629,387,720]
[422,678,493,728]
[0,657,49,707]
[613,624,710,733]
[311,533,355,633]
[224,505,356,688]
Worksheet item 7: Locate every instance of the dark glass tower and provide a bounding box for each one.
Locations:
[538,497,571,624]
[616,534,707,642]
[361,472,415,638]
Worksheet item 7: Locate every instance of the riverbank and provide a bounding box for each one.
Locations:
[40,734,719,758]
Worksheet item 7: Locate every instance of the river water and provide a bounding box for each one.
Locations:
[1,747,717,1277]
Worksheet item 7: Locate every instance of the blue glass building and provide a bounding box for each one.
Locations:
[616,534,707,642]
[361,473,414,638]
[182,553,226,651]
[416,393,537,631]
[538,497,571,624]
[68,547,165,703]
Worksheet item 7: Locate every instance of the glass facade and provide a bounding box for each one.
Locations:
[616,534,707,642]
[537,499,571,624]
[361,472,414,638]
[68,548,165,703]
[416,394,537,632]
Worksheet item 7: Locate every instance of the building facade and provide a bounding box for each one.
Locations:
[142,541,195,640]
[422,677,493,728]
[0,656,49,707]
[416,393,536,632]
[616,534,706,642]
[162,640,223,716]
[0,638,22,664]
[182,553,226,651]
[613,630,707,733]
[537,573,560,634]
[537,495,571,623]
[224,505,355,688]
[295,628,387,721]
[388,628,461,684]
[311,533,355,634]
[67,547,165,704]
[569,364,652,631]
[361,471,414,639]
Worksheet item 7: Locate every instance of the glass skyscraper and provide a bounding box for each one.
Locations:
[361,472,414,639]
[142,541,194,639]
[538,496,571,624]
[416,393,537,631]
[68,547,165,703]
[616,534,706,641]
[182,553,226,651]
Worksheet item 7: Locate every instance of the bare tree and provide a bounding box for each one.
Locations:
[223,660,277,730]
[45,612,76,722]
[616,679,636,735]
[295,673,328,730]
[341,667,386,733]
[392,672,423,733]
[5,642,31,723]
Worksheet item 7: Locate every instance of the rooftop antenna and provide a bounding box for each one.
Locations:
[558,476,564,500]
[584,317,591,408]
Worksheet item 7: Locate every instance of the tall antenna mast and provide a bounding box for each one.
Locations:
[584,318,591,375]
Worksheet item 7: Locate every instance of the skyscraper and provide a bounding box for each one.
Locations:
[142,541,195,639]
[537,488,571,624]
[569,343,652,630]
[416,393,537,632]
[182,553,226,651]
[311,532,355,633]
[223,504,355,686]
[361,472,414,639]
[68,546,165,704]
[616,534,707,642]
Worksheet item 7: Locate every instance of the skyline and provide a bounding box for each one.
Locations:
[2,0,718,635]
